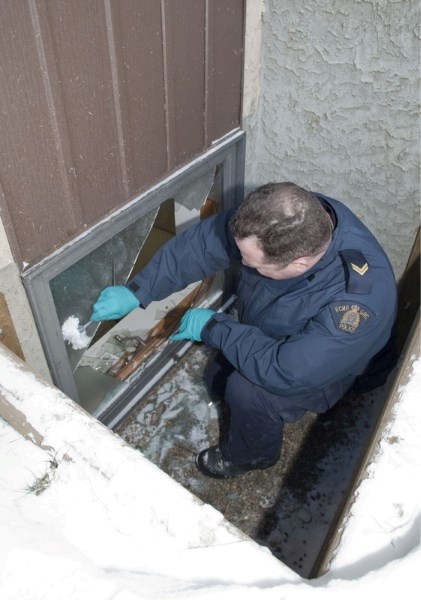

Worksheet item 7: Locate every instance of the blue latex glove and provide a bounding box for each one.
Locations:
[171,308,215,342]
[90,286,140,321]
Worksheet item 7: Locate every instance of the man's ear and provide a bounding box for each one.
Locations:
[292,250,325,273]
[291,257,311,272]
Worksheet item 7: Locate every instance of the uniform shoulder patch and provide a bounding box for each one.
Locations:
[329,301,374,334]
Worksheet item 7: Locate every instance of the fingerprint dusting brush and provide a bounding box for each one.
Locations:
[61,316,92,350]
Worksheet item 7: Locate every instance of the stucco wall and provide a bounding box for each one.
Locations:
[244,0,420,279]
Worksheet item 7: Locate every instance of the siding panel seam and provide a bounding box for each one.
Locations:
[161,0,172,171]
[104,0,130,198]
[204,0,210,149]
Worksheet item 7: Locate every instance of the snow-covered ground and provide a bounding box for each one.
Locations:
[0,326,419,599]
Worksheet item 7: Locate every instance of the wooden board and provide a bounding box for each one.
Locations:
[397,227,420,351]
[110,277,214,381]
[0,292,24,360]
[0,389,47,449]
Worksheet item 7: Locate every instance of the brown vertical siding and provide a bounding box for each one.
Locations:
[206,0,244,144]
[110,0,168,194]
[163,0,207,169]
[0,1,84,264]
[39,0,128,223]
[0,0,244,266]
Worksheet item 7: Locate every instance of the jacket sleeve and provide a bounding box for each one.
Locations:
[126,209,240,307]
[201,304,387,397]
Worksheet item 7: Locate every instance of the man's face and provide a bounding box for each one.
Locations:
[235,236,301,280]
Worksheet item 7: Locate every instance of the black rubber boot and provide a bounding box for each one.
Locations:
[195,446,279,479]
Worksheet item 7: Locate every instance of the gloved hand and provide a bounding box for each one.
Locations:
[170,308,215,342]
[90,286,140,321]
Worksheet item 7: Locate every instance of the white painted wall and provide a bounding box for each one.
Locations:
[243,0,420,279]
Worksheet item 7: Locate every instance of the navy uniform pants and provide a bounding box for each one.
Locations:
[205,354,354,465]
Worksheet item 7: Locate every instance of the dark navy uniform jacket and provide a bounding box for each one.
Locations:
[127,193,397,399]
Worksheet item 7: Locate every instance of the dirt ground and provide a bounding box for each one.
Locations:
[115,344,389,578]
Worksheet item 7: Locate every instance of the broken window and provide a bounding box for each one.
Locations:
[22,133,245,424]
[50,168,224,416]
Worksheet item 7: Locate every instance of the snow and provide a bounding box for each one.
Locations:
[0,339,420,599]
[327,353,421,579]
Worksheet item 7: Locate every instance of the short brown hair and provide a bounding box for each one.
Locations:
[229,182,333,266]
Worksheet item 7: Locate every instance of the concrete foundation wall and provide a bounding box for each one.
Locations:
[0,268,51,382]
[244,0,420,280]
[0,221,51,381]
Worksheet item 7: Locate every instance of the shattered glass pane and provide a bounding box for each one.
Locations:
[49,167,221,416]
[173,168,215,210]
[51,205,159,370]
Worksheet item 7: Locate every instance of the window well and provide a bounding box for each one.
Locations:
[22,133,245,424]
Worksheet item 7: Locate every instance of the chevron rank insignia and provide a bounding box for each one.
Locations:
[351,261,369,276]
[340,250,372,294]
